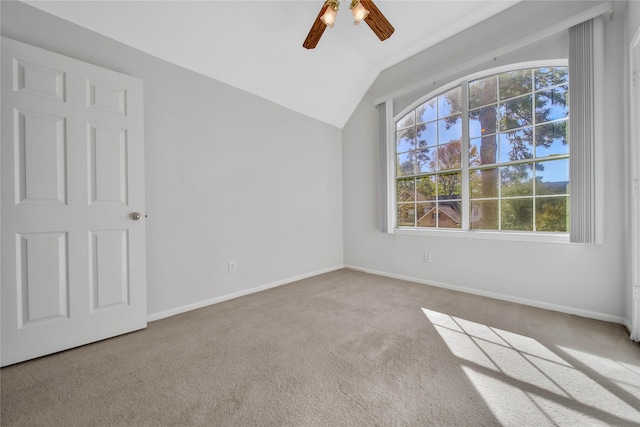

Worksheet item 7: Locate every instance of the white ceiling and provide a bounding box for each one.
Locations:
[24,0,519,128]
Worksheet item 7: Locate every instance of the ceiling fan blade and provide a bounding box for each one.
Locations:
[303,3,329,49]
[360,0,395,41]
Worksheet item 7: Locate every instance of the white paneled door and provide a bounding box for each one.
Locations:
[1,37,147,366]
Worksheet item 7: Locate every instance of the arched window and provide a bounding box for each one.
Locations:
[394,66,569,233]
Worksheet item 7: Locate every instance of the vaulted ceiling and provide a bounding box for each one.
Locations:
[24,0,519,128]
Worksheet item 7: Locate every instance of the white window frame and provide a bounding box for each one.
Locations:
[386,60,571,244]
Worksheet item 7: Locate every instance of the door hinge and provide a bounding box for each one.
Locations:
[634,179,639,196]
[634,286,640,301]
[633,71,638,88]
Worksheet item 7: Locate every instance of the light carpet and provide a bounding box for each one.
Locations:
[2,269,639,426]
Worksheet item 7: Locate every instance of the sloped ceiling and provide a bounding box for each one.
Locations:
[24,0,519,128]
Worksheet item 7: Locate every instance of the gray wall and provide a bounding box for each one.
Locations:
[1,1,344,317]
[342,1,629,322]
[628,0,640,40]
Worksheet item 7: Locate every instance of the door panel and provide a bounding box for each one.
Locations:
[88,123,128,205]
[17,232,69,325]
[15,59,66,101]
[1,37,147,366]
[90,229,129,310]
[16,110,67,204]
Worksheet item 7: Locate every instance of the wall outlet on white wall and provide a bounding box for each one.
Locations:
[228,261,237,273]
[424,252,432,263]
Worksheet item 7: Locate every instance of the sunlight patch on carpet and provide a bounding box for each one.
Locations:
[556,346,640,399]
[422,308,640,426]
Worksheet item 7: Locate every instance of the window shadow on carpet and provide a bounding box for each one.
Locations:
[422,308,640,426]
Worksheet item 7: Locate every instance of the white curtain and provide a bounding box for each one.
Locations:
[377,100,393,233]
[569,18,603,244]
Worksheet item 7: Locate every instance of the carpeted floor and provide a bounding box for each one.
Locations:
[2,269,640,426]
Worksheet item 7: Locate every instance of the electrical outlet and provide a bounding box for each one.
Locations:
[424,252,432,263]
[228,261,237,273]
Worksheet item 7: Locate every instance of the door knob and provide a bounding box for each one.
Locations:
[130,212,142,221]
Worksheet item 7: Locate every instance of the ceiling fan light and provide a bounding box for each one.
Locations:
[351,0,369,25]
[320,0,339,28]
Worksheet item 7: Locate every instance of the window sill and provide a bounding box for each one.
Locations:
[393,227,571,244]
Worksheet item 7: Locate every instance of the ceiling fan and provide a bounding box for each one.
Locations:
[303,0,395,49]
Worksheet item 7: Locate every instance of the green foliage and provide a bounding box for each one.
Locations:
[416,176,435,200]
[501,198,533,231]
[536,197,569,232]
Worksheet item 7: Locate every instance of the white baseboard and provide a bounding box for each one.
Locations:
[345,265,629,326]
[147,264,345,322]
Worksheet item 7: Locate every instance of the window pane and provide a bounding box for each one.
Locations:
[535,159,569,195]
[438,87,462,117]
[470,168,498,198]
[535,121,568,157]
[535,85,568,123]
[536,196,569,232]
[470,135,497,166]
[416,122,436,148]
[499,69,532,100]
[416,148,436,174]
[470,200,498,230]
[397,203,416,226]
[438,142,461,171]
[501,198,533,231]
[416,98,437,124]
[469,76,497,109]
[499,128,533,162]
[416,176,437,201]
[439,201,462,228]
[469,105,497,139]
[470,139,480,166]
[397,152,414,176]
[501,164,533,197]
[438,172,461,200]
[535,67,568,90]
[396,128,416,153]
[499,94,533,131]
[396,110,415,131]
[438,115,462,144]
[396,178,415,202]
[416,202,437,228]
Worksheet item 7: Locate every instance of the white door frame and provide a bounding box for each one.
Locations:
[630,29,640,342]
